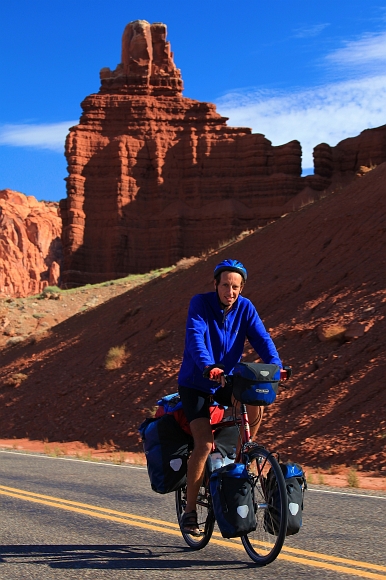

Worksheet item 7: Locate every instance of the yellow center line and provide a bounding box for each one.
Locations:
[1,484,385,578]
[0,484,179,529]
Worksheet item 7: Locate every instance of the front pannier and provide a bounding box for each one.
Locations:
[209,463,256,538]
[232,362,281,406]
[264,462,307,536]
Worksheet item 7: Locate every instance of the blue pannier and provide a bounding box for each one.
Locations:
[209,463,256,538]
[156,392,183,414]
[264,462,307,536]
[232,362,281,406]
[139,414,192,494]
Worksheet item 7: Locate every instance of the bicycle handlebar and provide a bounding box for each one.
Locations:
[203,364,293,382]
[280,366,292,380]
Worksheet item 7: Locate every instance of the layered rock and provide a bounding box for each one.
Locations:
[314,125,386,178]
[0,190,62,297]
[61,20,305,286]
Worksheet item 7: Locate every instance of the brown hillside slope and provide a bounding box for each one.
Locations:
[0,164,385,472]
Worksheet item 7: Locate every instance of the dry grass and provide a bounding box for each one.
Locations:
[347,467,360,488]
[356,163,377,177]
[111,451,127,464]
[174,257,200,270]
[75,450,97,461]
[105,345,128,370]
[44,444,67,458]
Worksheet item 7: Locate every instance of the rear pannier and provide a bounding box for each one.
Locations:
[139,414,192,494]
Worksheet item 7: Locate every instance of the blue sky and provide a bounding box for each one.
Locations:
[2,0,386,201]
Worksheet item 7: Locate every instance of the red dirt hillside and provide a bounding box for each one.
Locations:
[0,164,385,474]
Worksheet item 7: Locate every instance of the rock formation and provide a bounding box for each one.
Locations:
[0,190,62,297]
[313,125,386,178]
[61,20,308,287]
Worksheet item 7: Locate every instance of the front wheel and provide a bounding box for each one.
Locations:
[175,481,215,550]
[241,446,288,565]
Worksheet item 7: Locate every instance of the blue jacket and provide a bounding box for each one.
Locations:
[178,292,282,394]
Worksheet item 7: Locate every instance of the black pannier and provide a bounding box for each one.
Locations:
[139,414,192,494]
[210,463,256,538]
[264,462,307,536]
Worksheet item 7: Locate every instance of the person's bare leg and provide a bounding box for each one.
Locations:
[185,417,213,517]
[247,404,264,440]
[232,398,264,458]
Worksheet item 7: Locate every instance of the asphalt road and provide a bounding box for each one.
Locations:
[1,450,386,580]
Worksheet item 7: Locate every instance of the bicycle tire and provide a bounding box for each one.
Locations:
[241,446,288,565]
[175,480,215,550]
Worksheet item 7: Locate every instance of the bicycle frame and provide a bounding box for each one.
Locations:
[210,402,251,454]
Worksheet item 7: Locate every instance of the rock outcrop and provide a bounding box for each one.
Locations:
[313,125,386,178]
[0,190,62,297]
[61,20,307,287]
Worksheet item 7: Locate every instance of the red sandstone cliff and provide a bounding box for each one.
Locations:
[0,190,62,297]
[61,20,311,287]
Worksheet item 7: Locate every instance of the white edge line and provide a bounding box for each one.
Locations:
[0,449,147,470]
[307,486,386,500]
[2,449,386,500]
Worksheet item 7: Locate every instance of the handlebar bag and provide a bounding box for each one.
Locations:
[209,463,256,538]
[139,414,192,494]
[232,362,281,406]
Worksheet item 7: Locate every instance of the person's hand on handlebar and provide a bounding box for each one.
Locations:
[203,364,226,387]
[209,367,226,386]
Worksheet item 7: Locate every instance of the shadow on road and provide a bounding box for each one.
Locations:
[0,544,252,570]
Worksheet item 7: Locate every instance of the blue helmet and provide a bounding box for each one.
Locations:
[213,259,248,282]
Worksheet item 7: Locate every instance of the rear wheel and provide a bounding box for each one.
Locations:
[175,479,215,550]
[241,446,288,565]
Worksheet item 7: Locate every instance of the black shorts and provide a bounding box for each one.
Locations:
[178,383,233,423]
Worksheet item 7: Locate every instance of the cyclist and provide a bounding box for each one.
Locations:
[178,259,282,536]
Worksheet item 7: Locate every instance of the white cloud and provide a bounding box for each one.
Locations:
[216,30,386,171]
[325,32,386,79]
[0,121,78,152]
[216,76,386,170]
[293,23,330,39]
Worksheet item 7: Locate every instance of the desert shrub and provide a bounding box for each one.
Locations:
[347,467,360,488]
[105,345,128,370]
[43,286,61,294]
